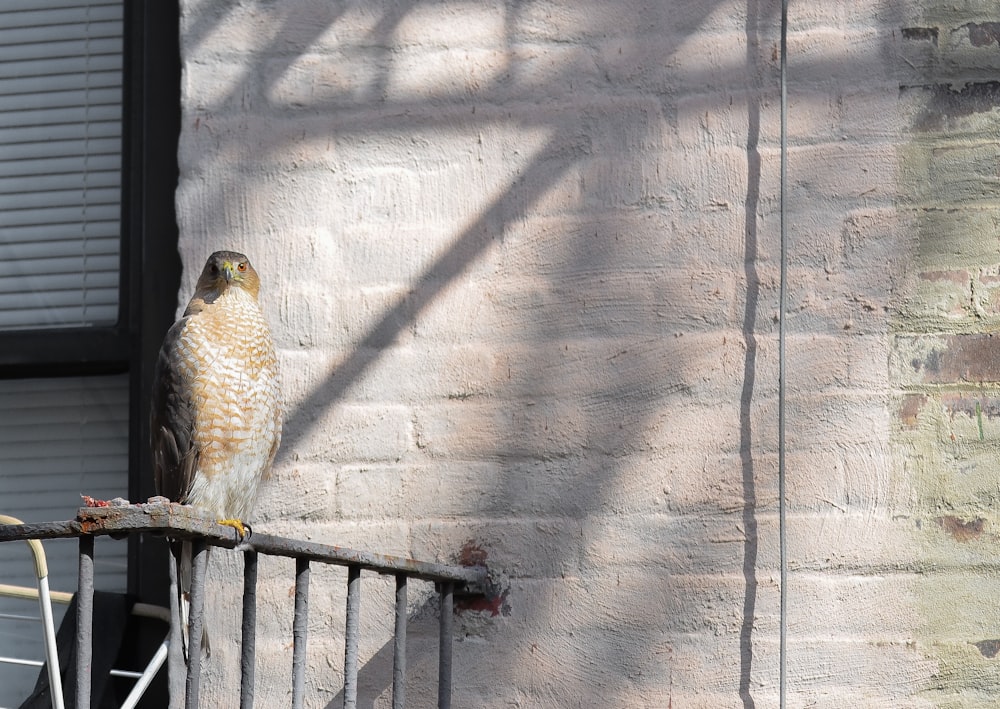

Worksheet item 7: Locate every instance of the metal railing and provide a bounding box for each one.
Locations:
[0,500,489,709]
[0,510,171,709]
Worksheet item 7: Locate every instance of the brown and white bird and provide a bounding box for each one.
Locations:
[150,250,282,657]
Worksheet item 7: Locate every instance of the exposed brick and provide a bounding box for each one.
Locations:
[903,333,1000,384]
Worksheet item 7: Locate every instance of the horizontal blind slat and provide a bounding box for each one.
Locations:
[0,4,121,29]
[0,153,119,179]
[0,203,120,228]
[0,102,121,131]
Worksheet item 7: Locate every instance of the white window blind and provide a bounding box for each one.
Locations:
[0,1,123,330]
[0,374,129,705]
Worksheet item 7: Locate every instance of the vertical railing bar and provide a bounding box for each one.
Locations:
[343,565,361,709]
[292,557,310,709]
[437,582,453,709]
[76,534,95,709]
[167,544,184,709]
[392,574,408,709]
[240,550,259,709]
[185,539,209,709]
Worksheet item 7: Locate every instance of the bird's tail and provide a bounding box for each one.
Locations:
[171,540,212,661]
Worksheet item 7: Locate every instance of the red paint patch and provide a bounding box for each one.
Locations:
[899,395,927,427]
[81,495,110,508]
[936,516,986,542]
[455,590,510,617]
[459,540,488,567]
[455,540,511,617]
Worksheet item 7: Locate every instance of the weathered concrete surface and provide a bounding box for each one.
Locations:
[171,1,1000,706]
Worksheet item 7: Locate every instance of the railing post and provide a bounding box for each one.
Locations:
[185,539,209,709]
[241,550,259,709]
[292,557,310,709]
[343,565,361,709]
[438,582,453,709]
[77,534,95,709]
[393,574,407,709]
[167,543,184,709]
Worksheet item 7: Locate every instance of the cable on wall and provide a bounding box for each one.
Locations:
[778,0,789,707]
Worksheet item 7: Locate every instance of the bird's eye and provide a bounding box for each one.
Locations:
[210,264,219,275]
[238,262,248,273]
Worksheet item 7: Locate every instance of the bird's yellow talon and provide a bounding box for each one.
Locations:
[218,518,248,539]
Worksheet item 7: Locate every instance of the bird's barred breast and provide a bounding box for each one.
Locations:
[178,291,281,519]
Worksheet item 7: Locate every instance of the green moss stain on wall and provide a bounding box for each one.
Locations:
[894,7,1000,704]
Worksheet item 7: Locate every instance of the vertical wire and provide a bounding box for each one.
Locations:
[778,0,789,707]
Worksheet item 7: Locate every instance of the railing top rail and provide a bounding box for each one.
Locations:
[0,500,487,591]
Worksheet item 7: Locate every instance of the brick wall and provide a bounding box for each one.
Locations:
[891,4,1000,707]
[172,1,1000,706]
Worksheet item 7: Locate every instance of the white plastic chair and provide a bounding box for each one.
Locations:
[0,514,170,709]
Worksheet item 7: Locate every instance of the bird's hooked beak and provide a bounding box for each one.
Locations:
[220,261,238,283]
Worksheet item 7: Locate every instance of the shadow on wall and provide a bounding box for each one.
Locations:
[173,0,838,705]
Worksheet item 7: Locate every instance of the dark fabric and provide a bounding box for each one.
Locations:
[19,591,136,709]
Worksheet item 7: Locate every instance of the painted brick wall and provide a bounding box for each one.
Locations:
[171,1,1000,706]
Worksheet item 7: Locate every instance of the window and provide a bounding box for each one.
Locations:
[0,1,179,705]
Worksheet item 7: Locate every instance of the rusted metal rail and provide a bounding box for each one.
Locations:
[0,500,488,709]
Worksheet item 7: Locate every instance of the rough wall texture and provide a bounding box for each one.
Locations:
[173,1,1000,706]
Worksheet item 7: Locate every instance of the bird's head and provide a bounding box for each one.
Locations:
[194,250,261,301]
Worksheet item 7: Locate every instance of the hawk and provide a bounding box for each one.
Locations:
[150,250,282,656]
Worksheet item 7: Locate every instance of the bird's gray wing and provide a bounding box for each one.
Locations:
[150,319,199,504]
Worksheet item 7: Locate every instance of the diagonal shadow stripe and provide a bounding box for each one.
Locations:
[276,127,590,464]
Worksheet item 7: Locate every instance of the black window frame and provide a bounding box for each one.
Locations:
[121,0,182,607]
[0,0,181,610]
